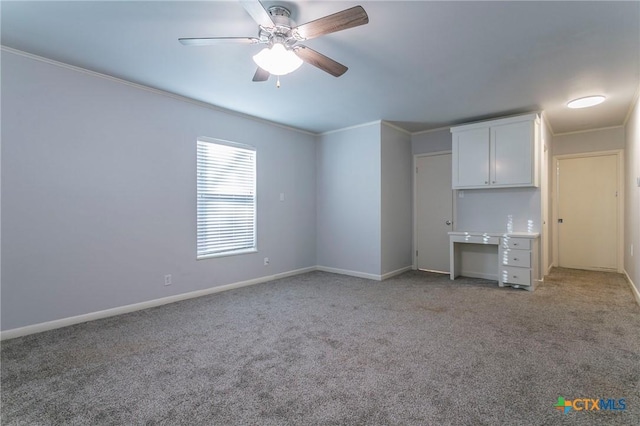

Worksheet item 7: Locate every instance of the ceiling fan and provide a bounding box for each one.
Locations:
[179,0,369,86]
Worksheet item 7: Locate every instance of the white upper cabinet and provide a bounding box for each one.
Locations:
[451,113,539,189]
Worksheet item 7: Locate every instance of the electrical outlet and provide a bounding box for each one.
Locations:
[164,274,172,286]
[264,257,269,266]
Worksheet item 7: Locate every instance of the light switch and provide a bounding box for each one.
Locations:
[279,193,285,202]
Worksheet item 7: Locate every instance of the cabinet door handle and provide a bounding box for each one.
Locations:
[513,243,519,246]
[485,181,488,184]
[513,275,518,279]
[492,181,496,184]
[513,257,519,261]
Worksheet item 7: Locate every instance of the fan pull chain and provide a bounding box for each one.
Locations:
[276,76,281,88]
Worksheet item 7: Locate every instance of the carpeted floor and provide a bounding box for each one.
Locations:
[2,268,639,425]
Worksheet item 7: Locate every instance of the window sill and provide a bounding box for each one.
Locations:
[197,248,257,260]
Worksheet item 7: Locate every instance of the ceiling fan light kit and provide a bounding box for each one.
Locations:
[179,0,369,86]
[253,43,303,76]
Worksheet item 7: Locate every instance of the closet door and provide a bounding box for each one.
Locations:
[416,153,453,272]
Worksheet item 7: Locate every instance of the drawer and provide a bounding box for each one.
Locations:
[450,235,500,245]
[502,237,531,250]
[501,249,531,267]
[501,266,531,286]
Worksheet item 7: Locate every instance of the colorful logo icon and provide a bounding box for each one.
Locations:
[555,397,572,414]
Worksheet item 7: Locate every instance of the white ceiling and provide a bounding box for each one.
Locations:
[2,1,639,134]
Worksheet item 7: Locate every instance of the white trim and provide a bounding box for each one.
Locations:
[1,46,317,137]
[381,266,413,280]
[0,266,316,341]
[381,121,412,135]
[553,125,625,137]
[540,111,556,136]
[411,125,453,136]
[552,150,624,273]
[315,266,381,281]
[547,264,554,276]
[623,85,640,127]
[623,270,640,306]
[319,120,382,136]
[449,112,541,133]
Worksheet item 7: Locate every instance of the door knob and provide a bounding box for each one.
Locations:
[445,220,452,226]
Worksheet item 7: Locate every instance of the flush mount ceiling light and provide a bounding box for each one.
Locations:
[567,95,606,109]
[253,43,303,76]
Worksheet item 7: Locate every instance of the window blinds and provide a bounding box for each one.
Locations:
[196,139,256,258]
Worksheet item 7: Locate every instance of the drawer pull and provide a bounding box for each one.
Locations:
[513,275,518,279]
[513,243,519,246]
[513,257,519,261]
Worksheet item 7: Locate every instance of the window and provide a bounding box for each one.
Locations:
[196,138,256,259]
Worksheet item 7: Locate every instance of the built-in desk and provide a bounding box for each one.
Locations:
[449,231,540,291]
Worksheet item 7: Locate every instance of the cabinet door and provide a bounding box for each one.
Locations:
[452,127,490,188]
[490,121,533,186]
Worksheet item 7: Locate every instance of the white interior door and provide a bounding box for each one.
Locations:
[557,154,618,271]
[416,153,453,272]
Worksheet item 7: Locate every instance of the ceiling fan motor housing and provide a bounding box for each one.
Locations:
[258,6,297,46]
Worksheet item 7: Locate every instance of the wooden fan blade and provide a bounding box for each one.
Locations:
[239,0,274,28]
[252,67,270,82]
[294,46,348,77]
[179,37,259,46]
[292,6,368,41]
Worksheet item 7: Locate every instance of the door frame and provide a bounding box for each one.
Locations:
[412,151,456,270]
[552,149,624,272]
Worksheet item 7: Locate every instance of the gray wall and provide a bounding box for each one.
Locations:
[624,95,640,297]
[381,124,413,275]
[316,123,382,276]
[553,127,625,156]
[412,128,451,155]
[1,50,317,330]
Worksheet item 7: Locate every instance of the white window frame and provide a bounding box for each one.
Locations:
[196,137,257,259]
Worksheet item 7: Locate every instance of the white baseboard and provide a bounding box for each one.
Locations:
[0,266,316,341]
[315,266,381,281]
[623,269,640,306]
[381,266,413,280]
[0,264,418,340]
[546,264,554,276]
